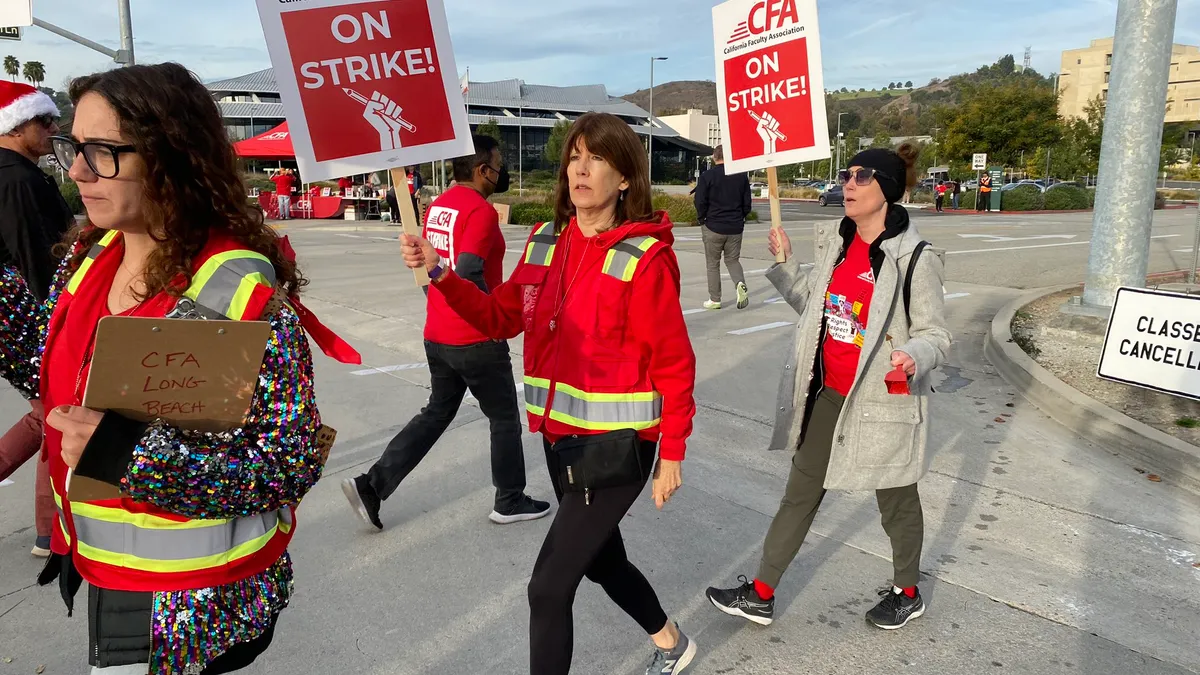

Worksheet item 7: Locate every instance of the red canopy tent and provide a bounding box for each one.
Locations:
[233,122,294,159]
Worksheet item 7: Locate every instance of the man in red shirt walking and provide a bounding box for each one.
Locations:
[343,135,550,528]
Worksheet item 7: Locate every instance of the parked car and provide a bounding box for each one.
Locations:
[1045,181,1080,191]
[1002,180,1046,193]
[818,184,844,207]
[963,179,979,190]
[750,182,767,190]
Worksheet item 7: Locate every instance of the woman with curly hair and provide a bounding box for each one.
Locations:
[0,62,358,674]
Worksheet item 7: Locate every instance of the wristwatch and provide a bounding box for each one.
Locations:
[429,259,447,281]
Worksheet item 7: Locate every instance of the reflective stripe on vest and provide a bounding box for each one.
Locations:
[70,502,293,573]
[65,230,120,295]
[601,236,657,282]
[52,488,71,545]
[523,376,663,431]
[523,222,558,267]
[185,250,275,320]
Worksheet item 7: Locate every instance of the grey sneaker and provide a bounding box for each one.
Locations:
[645,624,697,674]
[736,282,749,309]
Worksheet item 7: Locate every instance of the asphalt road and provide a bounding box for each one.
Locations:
[2,208,1198,675]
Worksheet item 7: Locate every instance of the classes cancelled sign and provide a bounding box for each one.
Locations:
[256,0,472,181]
[1098,287,1200,402]
[712,0,830,174]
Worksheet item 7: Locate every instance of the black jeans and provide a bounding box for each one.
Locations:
[528,438,668,675]
[368,340,526,510]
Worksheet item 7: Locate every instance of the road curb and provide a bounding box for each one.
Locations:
[984,287,1200,494]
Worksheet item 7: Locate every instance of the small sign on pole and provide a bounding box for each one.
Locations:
[0,27,22,41]
[1097,287,1200,401]
[712,0,830,263]
[972,153,987,171]
[0,1,31,28]
[254,0,473,183]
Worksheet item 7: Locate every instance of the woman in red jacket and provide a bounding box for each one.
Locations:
[402,112,699,675]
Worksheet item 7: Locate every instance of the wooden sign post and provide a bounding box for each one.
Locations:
[391,167,432,287]
[766,167,786,263]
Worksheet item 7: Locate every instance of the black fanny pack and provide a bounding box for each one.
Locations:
[552,429,649,504]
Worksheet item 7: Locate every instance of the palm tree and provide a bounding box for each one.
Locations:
[22,61,45,89]
[3,56,18,82]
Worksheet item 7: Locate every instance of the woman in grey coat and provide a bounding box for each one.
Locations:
[706,143,951,630]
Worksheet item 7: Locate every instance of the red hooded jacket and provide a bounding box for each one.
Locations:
[434,212,696,460]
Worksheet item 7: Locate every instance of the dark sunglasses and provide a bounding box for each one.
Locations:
[838,168,896,186]
[50,136,137,179]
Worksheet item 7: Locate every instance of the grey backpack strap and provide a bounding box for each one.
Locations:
[903,241,930,324]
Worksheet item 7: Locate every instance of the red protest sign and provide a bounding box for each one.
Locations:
[257,0,472,182]
[722,38,815,165]
[712,0,830,174]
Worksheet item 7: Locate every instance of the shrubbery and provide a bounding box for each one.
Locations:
[1000,185,1044,211]
[1153,191,1167,210]
[651,193,698,225]
[510,202,555,225]
[1043,186,1091,211]
[958,190,977,210]
[58,180,83,214]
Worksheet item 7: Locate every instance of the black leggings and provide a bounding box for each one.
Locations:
[528,438,668,675]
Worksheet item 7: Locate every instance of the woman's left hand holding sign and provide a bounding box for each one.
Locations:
[46,406,103,469]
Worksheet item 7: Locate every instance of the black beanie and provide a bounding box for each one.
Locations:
[846,148,906,203]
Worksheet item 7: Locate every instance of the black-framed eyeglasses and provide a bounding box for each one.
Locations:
[838,167,896,187]
[50,136,136,179]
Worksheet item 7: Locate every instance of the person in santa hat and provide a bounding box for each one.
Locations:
[0,79,75,559]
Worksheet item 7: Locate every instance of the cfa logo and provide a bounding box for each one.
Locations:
[264,132,289,141]
[728,0,800,43]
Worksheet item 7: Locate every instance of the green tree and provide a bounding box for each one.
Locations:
[22,61,45,88]
[904,80,913,89]
[3,56,18,82]
[940,80,1061,166]
[475,118,502,148]
[543,120,572,167]
[871,131,892,148]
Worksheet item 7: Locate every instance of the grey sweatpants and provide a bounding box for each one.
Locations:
[757,388,924,589]
[701,226,745,303]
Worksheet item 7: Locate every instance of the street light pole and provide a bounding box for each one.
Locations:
[932,126,941,170]
[1082,0,1179,309]
[835,112,847,179]
[518,105,523,196]
[33,0,134,65]
[648,56,668,184]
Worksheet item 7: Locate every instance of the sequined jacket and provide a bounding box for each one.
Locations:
[0,263,324,675]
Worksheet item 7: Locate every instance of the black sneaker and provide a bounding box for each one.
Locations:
[341,475,383,530]
[489,495,551,524]
[706,575,775,626]
[866,587,925,630]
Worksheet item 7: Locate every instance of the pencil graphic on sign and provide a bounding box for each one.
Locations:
[748,110,787,141]
[344,88,417,132]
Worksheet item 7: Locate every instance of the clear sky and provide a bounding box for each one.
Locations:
[3,0,1198,95]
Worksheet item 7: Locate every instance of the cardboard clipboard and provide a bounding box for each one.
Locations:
[71,317,272,502]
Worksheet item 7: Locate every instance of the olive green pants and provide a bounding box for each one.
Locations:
[757,388,924,589]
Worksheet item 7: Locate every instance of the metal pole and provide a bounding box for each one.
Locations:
[1190,203,1199,285]
[518,105,523,195]
[1082,0,1178,309]
[649,58,654,183]
[117,0,134,65]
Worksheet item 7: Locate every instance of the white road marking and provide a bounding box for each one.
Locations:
[722,267,773,279]
[944,292,971,300]
[764,296,787,304]
[350,363,427,376]
[506,248,526,254]
[0,478,14,487]
[949,234,1180,255]
[334,233,362,239]
[682,308,710,315]
[1176,248,1196,253]
[371,236,397,242]
[957,234,1077,242]
[728,321,793,335]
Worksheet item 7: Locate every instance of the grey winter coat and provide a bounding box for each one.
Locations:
[765,213,952,491]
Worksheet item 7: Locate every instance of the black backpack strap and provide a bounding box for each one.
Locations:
[903,241,930,323]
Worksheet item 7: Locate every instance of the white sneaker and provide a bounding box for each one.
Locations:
[703,300,721,310]
[736,282,749,309]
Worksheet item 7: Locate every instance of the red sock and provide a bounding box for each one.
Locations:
[901,585,917,598]
[753,579,775,601]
